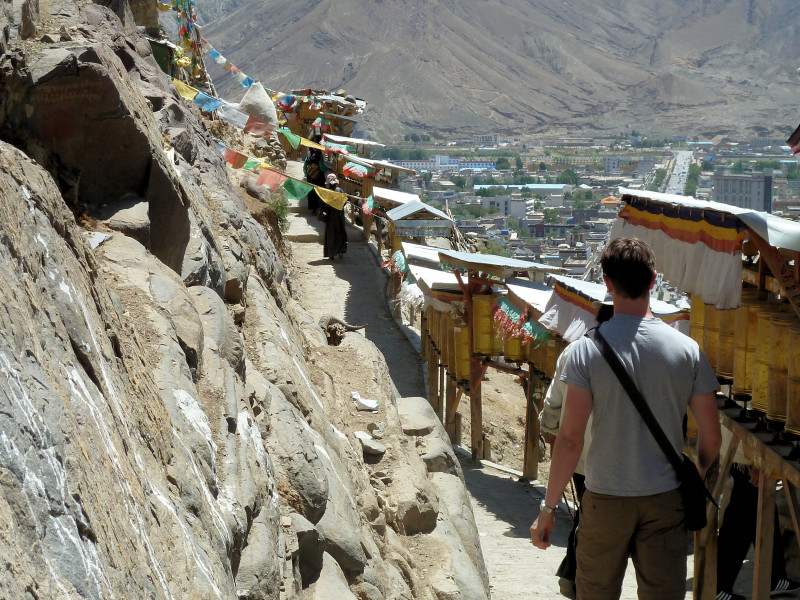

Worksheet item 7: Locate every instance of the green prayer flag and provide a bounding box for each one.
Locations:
[279,128,301,149]
[243,157,261,170]
[282,178,314,200]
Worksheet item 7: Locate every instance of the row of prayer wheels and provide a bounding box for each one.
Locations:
[425,295,568,385]
[690,292,800,435]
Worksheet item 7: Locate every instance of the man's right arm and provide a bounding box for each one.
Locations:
[688,391,721,479]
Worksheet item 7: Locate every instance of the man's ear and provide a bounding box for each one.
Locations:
[649,269,657,290]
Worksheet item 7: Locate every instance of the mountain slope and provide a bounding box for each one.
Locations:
[199,0,800,140]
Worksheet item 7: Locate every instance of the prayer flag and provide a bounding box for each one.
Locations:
[208,49,221,60]
[256,169,288,191]
[281,179,314,200]
[214,54,226,66]
[217,103,249,129]
[278,128,301,149]
[317,187,348,211]
[193,91,225,112]
[241,76,255,88]
[223,61,233,72]
[173,79,198,101]
[243,115,275,138]
[243,157,261,170]
[229,153,248,169]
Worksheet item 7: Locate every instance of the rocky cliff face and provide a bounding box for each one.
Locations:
[0,1,489,599]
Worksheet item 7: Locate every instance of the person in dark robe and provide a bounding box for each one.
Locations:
[303,136,326,214]
[319,173,347,260]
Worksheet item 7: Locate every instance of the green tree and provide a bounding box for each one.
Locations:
[422,172,433,185]
[515,156,524,170]
[495,157,511,170]
[520,188,533,198]
[701,160,714,171]
[557,168,579,185]
[410,133,421,143]
[573,199,587,210]
[543,208,559,224]
[539,162,547,170]
[450,175,466,189]
[421,134,431,142]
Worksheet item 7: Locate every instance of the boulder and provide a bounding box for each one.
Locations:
[421,437,458,476]
[289,512,325,586]
[397,396,438,436]
[189,286,244,376]
[354,431,387,457]
[235,506,283,599]
[307,553,358,600]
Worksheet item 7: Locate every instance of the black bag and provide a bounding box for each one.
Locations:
[588,329,716,531]
[305,159,322,181]
[679,453,713,531]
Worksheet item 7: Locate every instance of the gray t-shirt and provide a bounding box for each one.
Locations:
[561,314,719,496]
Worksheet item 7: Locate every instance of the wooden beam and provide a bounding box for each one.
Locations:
[753,470,776,600]
[749,230,800,319]
[699,435,740,548]
[522,367,539,480]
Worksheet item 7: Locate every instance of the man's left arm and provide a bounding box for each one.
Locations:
[530,384,592,549]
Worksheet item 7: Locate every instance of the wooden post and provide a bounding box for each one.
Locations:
[753,470,776,600]
[445,389,462,443]
[362,212,373,242]
[420,311,428,361]
[522,364,540,480]
[427,338,439,416]
[469,356,486,460]
[377,217,385,255]
[441,376,455,424]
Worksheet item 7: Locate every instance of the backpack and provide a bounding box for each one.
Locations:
[305,159,322,181]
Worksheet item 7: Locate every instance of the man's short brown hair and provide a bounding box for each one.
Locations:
[600,237,656,299]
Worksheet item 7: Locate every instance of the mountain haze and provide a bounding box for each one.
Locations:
[199,0,800,141]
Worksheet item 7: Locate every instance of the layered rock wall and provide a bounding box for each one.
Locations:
[0,1,490,599]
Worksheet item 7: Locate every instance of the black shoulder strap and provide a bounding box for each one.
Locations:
[587,328,684,475]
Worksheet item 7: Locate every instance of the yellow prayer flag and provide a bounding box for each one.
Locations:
[173,79,198,101]
[299,137,324,150]
[317,187,348,211]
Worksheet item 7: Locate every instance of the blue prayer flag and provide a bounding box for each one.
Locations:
[193,91,225,112]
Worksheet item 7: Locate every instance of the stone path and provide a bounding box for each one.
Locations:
[283,166,694,598]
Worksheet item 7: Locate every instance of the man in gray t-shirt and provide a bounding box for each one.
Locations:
[530,237,722,600]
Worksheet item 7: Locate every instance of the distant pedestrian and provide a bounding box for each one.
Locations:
[319,173,347,260]
[303,135,326,214]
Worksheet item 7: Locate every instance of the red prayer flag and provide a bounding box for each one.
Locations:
[255,169,288,191]
[243,115,276,139]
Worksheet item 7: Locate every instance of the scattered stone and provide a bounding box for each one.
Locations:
[355,431,387,456]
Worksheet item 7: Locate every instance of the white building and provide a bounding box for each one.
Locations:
[473,134,499,147]
[713,168,773,211]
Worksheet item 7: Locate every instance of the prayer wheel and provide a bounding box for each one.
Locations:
[527,337,547,374]
[453,319,470,384]
[767,313,796,425]
[703,304,720,371]
[751,309,783,414]
[732,291,760,397]
[784,323,800,436]
[545,337,568,379]
[689,294,705,350]
[472,295,503,356]
[503,335,527,363]
[717,308,737,379]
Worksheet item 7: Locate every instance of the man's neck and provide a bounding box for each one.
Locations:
[611,295,653,319]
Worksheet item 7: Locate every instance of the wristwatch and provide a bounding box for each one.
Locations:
[540,499,556,515]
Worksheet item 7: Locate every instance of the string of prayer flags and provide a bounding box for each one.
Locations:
[171,79,274,138]
[317,187,348,211]
[173,79,198,101]
[281,179,314,201]
[255,169,289,191]
[278,128,301,149]
[203,42,256,88]
[193,91,225,112]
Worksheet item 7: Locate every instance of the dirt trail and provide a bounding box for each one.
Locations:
[282,163,693,598]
